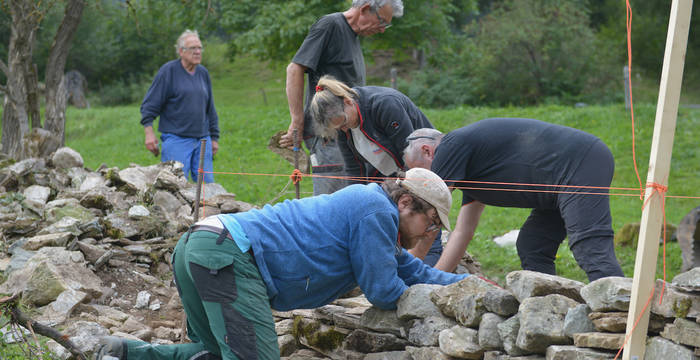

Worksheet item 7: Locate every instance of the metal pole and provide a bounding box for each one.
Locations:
[181,138,207,343]
[293,129,300,199]
[193,139,207,221]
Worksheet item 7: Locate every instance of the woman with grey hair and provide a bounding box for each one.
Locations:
[309,75,434,182]
[309,75,443,266]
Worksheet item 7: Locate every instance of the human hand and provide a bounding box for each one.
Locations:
[211,140,219,156]
[144,126,159,157]
[279,126,301,149]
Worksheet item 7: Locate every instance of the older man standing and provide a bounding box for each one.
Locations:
[141,29,219,183]
[279,0,404,195]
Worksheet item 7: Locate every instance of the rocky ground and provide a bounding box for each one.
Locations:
[0,147,698,360]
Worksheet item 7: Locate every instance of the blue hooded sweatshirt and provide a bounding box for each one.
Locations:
[219,183,468,311]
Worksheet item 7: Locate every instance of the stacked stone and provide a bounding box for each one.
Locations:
[0,147,255,358]
[1,147,699,359]
[274,270,700,360]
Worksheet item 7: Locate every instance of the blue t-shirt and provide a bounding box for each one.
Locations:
[140,59,219,140]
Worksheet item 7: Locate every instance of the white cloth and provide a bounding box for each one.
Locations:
[350,128,401,176]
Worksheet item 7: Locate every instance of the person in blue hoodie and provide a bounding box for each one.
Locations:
[308,75,442,267]
[96,168,468,360]
[140,29,219,183]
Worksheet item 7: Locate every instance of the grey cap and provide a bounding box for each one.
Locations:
[396,168,452,231]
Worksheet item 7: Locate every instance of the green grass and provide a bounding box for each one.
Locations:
[16,41,700,286]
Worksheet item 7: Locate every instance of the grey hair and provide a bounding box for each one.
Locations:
[309,75,359,139]
[175,29,200,55]
[402,128,444,166]
[352,0,404,17]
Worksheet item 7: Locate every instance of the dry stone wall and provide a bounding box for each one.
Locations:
[0,147,698,360]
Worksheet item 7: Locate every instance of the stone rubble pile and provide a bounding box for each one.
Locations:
[0,147,698,360]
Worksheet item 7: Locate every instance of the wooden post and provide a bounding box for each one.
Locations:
[390,68,398,89]
[622,0,692,359]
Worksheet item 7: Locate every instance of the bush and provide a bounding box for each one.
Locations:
[467,0,617,105]
[96,76,151,106]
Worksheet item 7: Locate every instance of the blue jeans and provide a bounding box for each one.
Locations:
[161,133,214,183]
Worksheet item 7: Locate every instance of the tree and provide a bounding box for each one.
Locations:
[1,0,85,160]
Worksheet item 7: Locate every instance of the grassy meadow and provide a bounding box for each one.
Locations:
[29,41,700,284]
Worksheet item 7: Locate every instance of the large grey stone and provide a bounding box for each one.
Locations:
[23,232,74,250]
[676,206,700,272]
[497,314,529,356]
[407,315,457,346]
[479,312,506,350]
[23,184,51,212]
[62,320,110,354]
[0,247,103,306]
[659,318,700,347]
[672,267,700,289]
[483,288,520,317]
[44,198,95,224]
[37,288,88,326]
[506,271,585,303]
[484,352,545,360]
[651,279,700,319]
[39,216,84,237]
[78,173,108,192]
[405,346,453,360]
[118,167,150,194]
[397,284,443,320]
[362,351,411,360]
[344,328,408,353]
[153,190,183,213]
[563,304,594,338]
[180,182,229,204]
[360,306,404,338]
[454,292,490,327]
[278,334,297,357]
[51,147,84,169]
[580,277,632,312]
[431,276,499,318]
[588,311,667,333]
[644,336,696,360]
[572,332,624,350]
[545,345,614,359]
[516,294,579,354]
[438,325,484,359]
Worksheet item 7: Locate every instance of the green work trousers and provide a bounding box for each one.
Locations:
[122,229,280,359]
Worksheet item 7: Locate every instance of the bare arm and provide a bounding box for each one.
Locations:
[434,201,485,272]
[144,125,159,156]
[280,62,307,148]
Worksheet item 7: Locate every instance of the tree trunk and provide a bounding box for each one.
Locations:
[44,0,86,149]
[1,0,38,159]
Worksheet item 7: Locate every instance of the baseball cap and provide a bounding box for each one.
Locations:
[397,168,452,231]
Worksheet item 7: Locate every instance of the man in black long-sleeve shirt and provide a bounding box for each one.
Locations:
[141,29,219,182]
[403,118,625,281]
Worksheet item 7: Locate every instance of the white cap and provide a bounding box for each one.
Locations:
[397,168,452,231]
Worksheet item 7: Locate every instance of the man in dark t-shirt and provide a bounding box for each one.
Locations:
[279,0,404,195]
[403,118,625,281]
